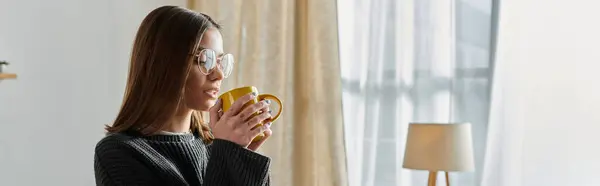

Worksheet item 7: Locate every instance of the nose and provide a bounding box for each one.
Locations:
[208,63,225,81]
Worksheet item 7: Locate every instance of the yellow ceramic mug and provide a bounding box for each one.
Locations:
[219,86,283,142]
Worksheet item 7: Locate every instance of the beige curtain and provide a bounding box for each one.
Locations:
[187,1,347,186]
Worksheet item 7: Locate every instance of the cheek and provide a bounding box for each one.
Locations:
[184,72,212,110]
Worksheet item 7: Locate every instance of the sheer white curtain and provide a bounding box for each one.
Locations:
[338,0,495,185]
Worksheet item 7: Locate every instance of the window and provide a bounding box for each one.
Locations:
[339,0,494,185]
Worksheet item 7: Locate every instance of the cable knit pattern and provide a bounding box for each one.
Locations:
[94,131,271,186]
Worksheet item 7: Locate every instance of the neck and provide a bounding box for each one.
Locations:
[161,108,193,133]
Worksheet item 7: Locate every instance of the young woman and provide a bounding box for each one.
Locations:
[94,6,273,186]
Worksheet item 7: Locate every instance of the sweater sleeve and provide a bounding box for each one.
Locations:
[94,140,163,186]
[204,139,271,186]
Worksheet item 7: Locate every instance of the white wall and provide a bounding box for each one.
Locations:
[515,1,600,184]
[515,1,600,185]
[483,0,600,185]
[0,0,186,185]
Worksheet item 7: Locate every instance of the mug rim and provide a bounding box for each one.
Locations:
[223,86,257,93]
[219,86,258,98]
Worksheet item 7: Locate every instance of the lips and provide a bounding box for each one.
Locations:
[204,88,220,98]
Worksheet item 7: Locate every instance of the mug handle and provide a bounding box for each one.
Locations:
[257,94,283,122]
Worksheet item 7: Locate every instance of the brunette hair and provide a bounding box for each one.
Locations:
[105,6,221,142]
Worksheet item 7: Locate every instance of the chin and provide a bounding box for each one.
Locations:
[197,99,216,111]
[186,94,218,111]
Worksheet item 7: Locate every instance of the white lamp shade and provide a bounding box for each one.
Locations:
[402,123,475,172]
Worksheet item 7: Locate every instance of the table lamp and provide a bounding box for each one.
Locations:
[402,123,475,186]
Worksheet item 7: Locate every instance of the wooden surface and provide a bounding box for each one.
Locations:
[0,73,17,79]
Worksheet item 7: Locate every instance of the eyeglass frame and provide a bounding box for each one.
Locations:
[189,47,235,78]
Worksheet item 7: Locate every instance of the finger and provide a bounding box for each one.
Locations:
[258,106,270,115]
[225,93,256,117]
[209,98,222,129]
[262,123,272,138]
[249,123,269,138]
[247,124,272,151]
[245,110,272,129]
[239,100,270,122]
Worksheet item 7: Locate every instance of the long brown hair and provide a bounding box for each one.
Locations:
[105,6,221,142]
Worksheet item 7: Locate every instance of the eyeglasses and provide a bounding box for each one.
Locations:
[192,48,234,78]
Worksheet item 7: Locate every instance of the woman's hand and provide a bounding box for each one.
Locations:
[246,123,272,151]
[209,93,273,149]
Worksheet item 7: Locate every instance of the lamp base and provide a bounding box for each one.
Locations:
[427,171,450,186]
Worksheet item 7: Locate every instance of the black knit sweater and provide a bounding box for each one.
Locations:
[94,131,271,186]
